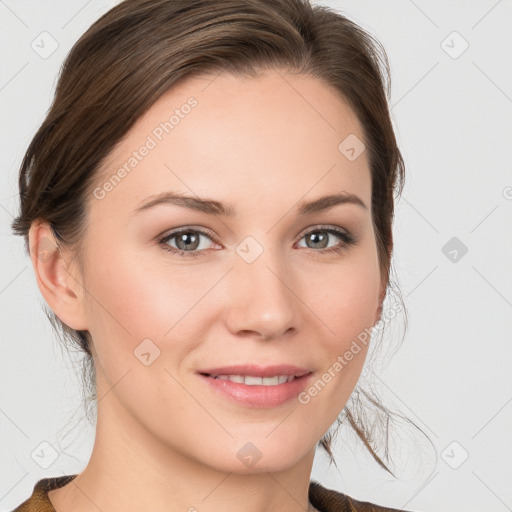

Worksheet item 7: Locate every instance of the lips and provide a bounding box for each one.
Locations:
[198,364,311,379]
[210,374,295,385]
[196,364,314,407]
[198,367,313,408]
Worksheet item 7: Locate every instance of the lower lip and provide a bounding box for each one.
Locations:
[199,373,313,408]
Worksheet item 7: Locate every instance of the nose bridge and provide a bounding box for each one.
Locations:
[226,233,296,337]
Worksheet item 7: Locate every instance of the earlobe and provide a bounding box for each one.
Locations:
[28,221,89,331]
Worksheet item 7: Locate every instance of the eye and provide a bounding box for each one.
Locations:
[158,227,218,258]
[296,225,357,254]
[157,224,357,258]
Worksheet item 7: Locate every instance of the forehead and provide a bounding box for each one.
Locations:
[90,69,371,216]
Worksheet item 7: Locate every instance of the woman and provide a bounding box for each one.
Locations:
[10,0,411,510]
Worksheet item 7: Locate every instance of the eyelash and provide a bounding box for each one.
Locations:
[157,225,357,258]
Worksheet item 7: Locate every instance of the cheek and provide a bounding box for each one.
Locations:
[309,248,381,342]
[82,241,238,408]
[84,242,206,339]
[302,249,380,411]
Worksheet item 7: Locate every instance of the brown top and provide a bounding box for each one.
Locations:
[11,474,412,512]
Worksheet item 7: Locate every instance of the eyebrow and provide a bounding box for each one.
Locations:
[133,191,367,217]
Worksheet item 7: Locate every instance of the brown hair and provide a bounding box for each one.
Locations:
[11,0,407,473]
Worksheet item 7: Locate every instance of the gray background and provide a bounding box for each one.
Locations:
[1,1,511,511]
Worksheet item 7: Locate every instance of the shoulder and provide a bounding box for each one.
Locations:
[10,474,78,512]
[309,480,414,512]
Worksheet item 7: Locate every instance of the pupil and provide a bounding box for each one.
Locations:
[309,232,327,249]
[178,232,198,250]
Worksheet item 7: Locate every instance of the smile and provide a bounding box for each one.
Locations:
[208,374,296,385]
[199,372,312,408]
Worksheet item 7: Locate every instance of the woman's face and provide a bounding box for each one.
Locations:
[65,69,384,473]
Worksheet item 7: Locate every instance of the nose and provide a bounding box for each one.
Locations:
[224,245,298,341]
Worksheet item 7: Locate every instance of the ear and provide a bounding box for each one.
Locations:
[374,232,393,325]
[28,220,89,331]
[374,277,387,325]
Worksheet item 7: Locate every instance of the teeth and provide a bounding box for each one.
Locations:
[210,374,295,385]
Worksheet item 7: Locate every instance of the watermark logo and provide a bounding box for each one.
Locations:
[441,31,469,60]
[31,441,59,469]
[338,133,366,161]
[31,31,59,59]
[133,338,161,366]
[236,236,264,264]
[237,442,262,468]
[442,236,468,263]
[30,235,57,263]
[441,440,469,469]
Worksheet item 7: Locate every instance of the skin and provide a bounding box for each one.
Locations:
[30,68,386,512]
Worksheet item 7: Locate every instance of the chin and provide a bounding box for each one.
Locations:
[202,436,312,475]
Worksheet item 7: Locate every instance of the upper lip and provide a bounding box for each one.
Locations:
[198,364,311,378]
